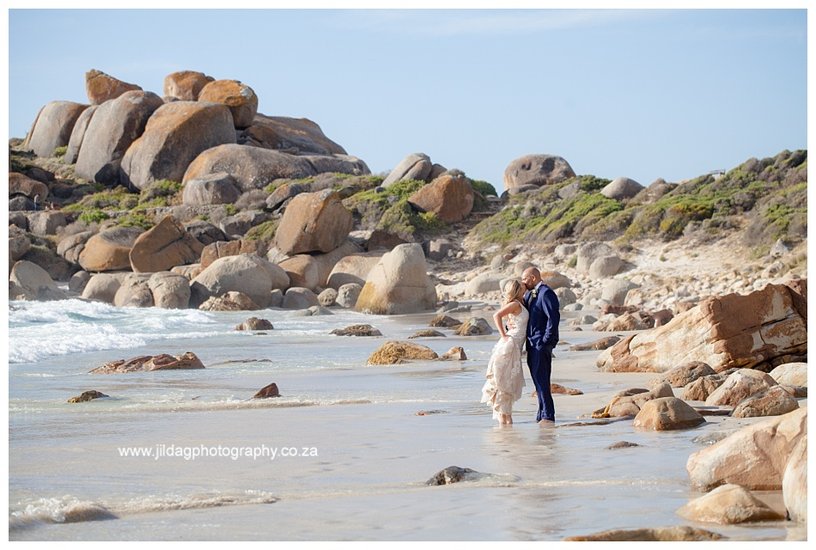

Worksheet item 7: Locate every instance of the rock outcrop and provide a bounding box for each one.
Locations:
[597,283,807,373]
[686,406,806,491]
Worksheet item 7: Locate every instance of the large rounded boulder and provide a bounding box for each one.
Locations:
[23,101,89,158]
[163,70,214,100]
[129,215,204,273]
[407,174,474,223]
[9,260,67,301]
[382,153,433,187]
[242,114,348,155]
[147,271,191,309]
[9,172,49,202]
[120,101,236,190]
[198,79,258,129]
[75,90,164,185]
[190,253,289,308]
[601,177,645,200]
[64,104,99,164]
[686,407,807,491]
[78,226,144,272]
[183,144,315,192]
[274,190,353,255]
[503,154,575,193]
[181,172,241,206]
[355,243,437,315]
[85,69,141,104]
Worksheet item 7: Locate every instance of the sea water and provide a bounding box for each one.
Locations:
[7,299,805,540]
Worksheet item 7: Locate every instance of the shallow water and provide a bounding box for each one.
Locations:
[7,299,806,540]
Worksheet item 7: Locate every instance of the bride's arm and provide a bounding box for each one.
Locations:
[492,301,522,338]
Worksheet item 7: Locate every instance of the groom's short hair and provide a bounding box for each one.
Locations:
[523,267,540,279]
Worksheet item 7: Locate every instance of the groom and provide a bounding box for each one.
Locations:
[521,267,560,424]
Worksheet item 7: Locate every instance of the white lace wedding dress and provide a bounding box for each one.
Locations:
[480,302,528,419]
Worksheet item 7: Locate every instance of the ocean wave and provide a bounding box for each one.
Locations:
[8,299,223,364]
[9,490,277,530]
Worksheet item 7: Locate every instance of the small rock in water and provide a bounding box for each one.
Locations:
[426,466,486,486]
[607,441,641,450]
[67,390,109,403]
[252,383,280,399]
[330,324,382,337]
[235,317,274,331]
[454,317,492,336]
[416,409,447,416]
[429,314,461,328]
[408,329,446,339]
[440,346,467,361]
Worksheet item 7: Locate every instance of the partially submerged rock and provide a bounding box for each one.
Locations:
[454,317,492,336]
[331,324,383,337]
[235,317,274,331]
[367,341,438,365]
[426,466,487,486]
[632,397,705,431]
[676,484,785,524]
[564,526,724,541]
[67,390,109,403]
[252,383,280,399]
[90,352,205,374]
[440,346,467,361]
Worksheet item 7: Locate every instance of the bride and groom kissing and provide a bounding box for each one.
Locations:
[480,267,561,426]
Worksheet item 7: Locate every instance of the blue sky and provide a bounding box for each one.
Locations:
[7,8,807,191]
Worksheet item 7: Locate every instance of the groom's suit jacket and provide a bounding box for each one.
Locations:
[524,283,560,350]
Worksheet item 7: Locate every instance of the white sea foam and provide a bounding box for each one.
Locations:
[9,496,117,529]
[9,490,277,530]
[8,299,223,363]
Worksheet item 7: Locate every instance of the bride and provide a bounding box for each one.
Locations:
[480,280,528,426]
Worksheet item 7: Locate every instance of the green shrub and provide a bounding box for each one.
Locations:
[471,179,498,197]
[117,210,155,230]
[78,209,110,225]
[53,146,68,158]
[244,220,279,242]
[62,186,138,213]
[138,179,182,207]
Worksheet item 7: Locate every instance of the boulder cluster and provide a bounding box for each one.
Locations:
[9,68,509,314]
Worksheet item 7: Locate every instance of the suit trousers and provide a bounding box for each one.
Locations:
[527,346,555,422]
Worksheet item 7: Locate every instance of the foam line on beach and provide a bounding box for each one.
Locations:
[9,490,279,531]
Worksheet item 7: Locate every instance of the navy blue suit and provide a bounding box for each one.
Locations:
[524,283,560,422]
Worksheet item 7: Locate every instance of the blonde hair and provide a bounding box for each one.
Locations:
[504,280,523,304]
